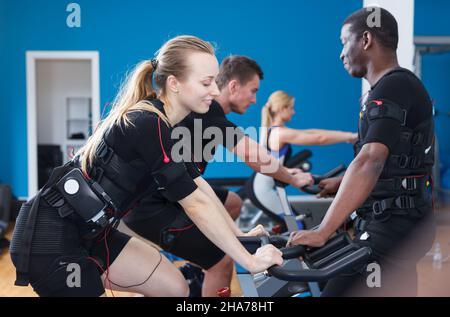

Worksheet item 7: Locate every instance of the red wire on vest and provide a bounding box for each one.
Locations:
[158,117,170,164]
[372,100,383,106]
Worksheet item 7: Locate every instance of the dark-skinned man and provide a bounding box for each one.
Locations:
[288,7,436,296]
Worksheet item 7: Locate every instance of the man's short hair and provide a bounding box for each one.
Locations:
[343,7,398,51]
[216,56,264,90]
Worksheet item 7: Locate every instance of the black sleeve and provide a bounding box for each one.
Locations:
[360,74,410,152]
[133,112,198,202]
[184,161,201,179]
[203,107,245,151]
[360,110,402,152]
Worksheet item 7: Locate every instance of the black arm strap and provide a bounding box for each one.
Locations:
[152,160,189,188]
[366,99,407,126]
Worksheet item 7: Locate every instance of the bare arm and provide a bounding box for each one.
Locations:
[194,176,244,236]
[318,142,389,239]
[276,127,356,147]
[178,188,282,273]
[232,136,312,188]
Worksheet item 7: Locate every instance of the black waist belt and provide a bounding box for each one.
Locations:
[357,195,427,222]
[356,175,431,222]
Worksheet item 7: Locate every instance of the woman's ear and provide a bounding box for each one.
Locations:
[167,75,180,94]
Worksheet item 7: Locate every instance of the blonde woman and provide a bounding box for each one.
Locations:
[10,36,284,297]
[261,90,357,163]
[250,91,357,219]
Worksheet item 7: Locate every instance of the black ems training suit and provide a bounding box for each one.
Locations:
[321,68,436,297]
[10,99,198,296]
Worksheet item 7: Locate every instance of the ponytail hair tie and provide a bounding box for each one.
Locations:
[151,59,158,70]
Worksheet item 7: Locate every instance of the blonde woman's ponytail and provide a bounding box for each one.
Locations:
[260,102,273,146]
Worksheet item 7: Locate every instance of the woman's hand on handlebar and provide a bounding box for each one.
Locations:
[286,167,302,174]
[248,244,284,274]
[288,168,314,188]
[287,230,327,248]
[242,224,270,237]
[346,132,359,144]
[317,176,343,198]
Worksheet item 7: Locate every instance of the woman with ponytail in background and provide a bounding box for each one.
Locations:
[247,91,358,222]
[260,90,357,163]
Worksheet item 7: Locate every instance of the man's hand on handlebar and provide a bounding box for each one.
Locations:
[317,176,344,198]
[288,168,314,188]
[287,230,327,248]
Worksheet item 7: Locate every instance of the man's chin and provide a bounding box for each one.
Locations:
[347,67,365,78]
[346,71,360,79]
[230,106,246,115]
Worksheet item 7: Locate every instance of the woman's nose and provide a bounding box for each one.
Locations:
[211,81,220,97]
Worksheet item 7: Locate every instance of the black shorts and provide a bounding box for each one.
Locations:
[12,228,131,297]
[124,200,225,270]
[210,185,229,204]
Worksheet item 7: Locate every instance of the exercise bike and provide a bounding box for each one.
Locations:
[235,149,346,232]
[237,232,372,297]
[235,168,369,297]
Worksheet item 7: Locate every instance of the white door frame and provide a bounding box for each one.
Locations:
[26,51,100,197]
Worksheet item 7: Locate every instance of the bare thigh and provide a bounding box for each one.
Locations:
[101,237,189,297]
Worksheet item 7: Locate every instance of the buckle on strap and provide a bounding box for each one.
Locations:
[42,188,65,207]
[372,199,389,217]
[96,140,114,164]
[400,109,407,126]
[374,177,419,192]
[90,166,105,182]
[401,177,417,190]
[395,195,415,209]
[372,195,415,215]
[354,217,368,233]
[396,154,421,169]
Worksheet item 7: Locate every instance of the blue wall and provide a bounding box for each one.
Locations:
[0,0,11,188]
[415,0,450,189]
[1,0,366,197]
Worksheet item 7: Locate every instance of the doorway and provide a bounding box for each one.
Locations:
[26,51,100,197]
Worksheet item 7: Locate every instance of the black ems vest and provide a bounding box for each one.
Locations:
[355,98,434,221]
[87,130,154,214]
[13,126,160,286]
